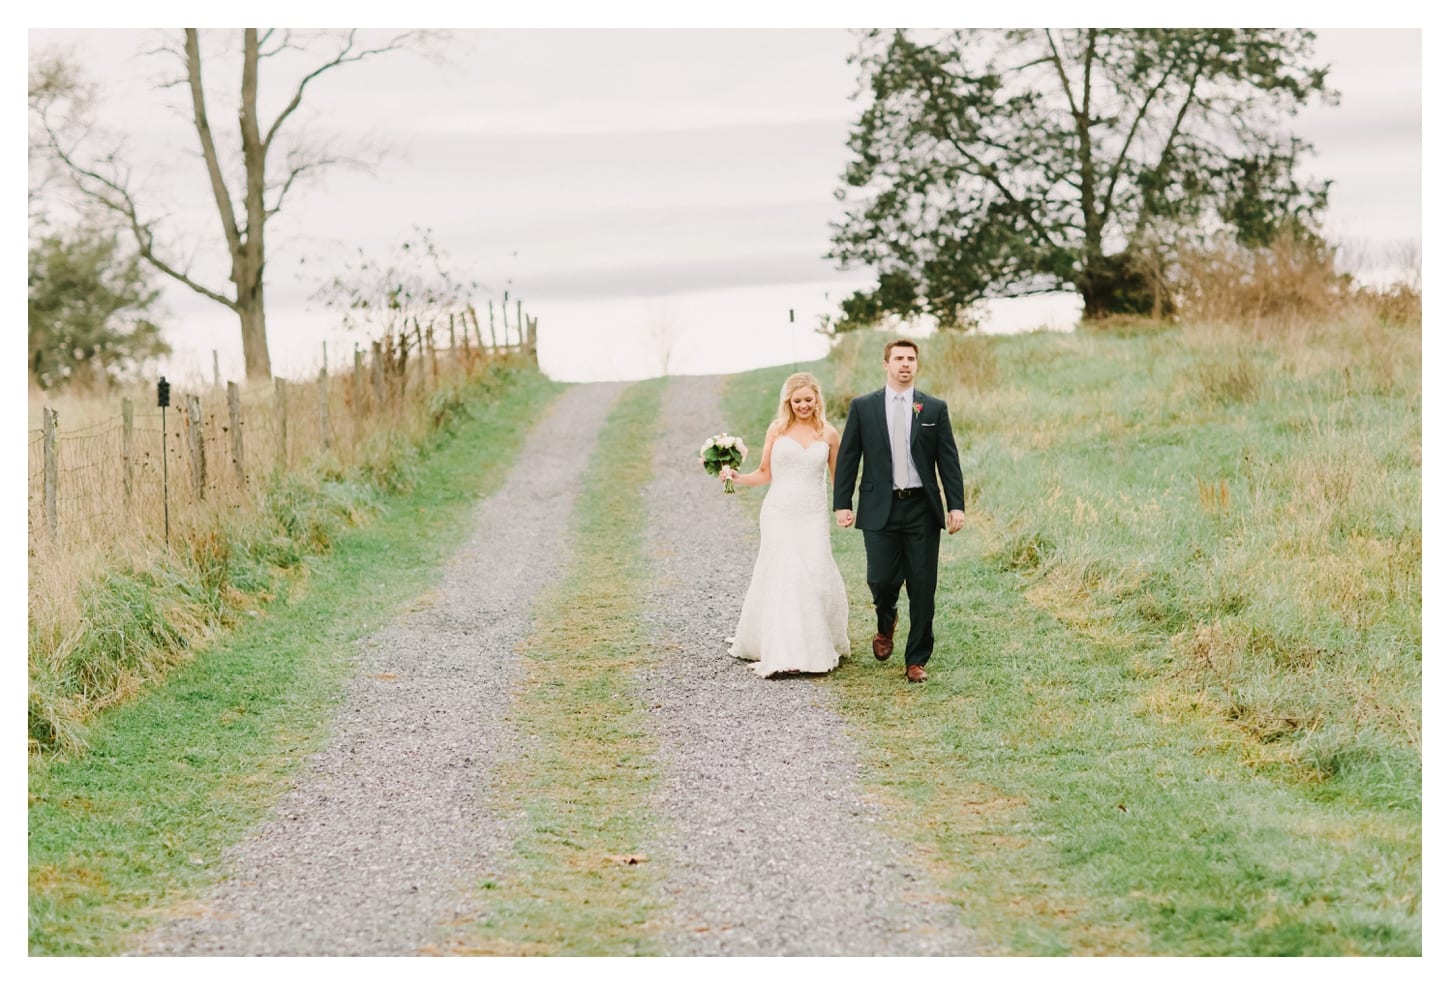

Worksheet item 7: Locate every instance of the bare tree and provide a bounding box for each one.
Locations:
[32,29,436,380]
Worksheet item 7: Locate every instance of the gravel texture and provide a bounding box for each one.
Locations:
[137,381,628,956]
[638,374,979,956]
[135,373,977,956]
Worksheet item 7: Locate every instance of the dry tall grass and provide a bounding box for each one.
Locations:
[1173,229,1354,327]
[28,321,532,752]
[908,230,1422,787]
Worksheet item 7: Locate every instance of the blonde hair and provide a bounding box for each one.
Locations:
[772,372,828,437]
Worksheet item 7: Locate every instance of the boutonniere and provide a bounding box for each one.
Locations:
[912,402,923,418]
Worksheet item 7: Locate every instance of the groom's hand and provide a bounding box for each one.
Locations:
[835,509,854,528]
[947,510,965,535]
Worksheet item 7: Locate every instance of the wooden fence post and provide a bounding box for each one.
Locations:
[276,378,289,469]
[122,398,135,509]
[468,306,485,354]
[500,296,509,348]
[43,408,58,536]
[516,299,524,348]
[526,315,538,362]
[353,345,365,412]
[317,369,332,451]
[370,341,384,410]
[396,332,409,401]
[487,301,498,350]
[227,381,245,485]
[185,393,206,499]
[426,325,439,383]
[413,319,426,389]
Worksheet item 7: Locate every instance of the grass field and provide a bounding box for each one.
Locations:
[29,305,1420,955]
[720,313,1420,954]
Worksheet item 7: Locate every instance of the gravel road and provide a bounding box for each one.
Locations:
[136,374,976,956]
[137,381,628,956]
[639,374,977,955]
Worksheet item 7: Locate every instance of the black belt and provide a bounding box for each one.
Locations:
[893,487,922,499]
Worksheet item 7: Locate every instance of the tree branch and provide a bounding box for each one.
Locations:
[1043,29,1084,120]
[263,30,418,153]
[1045,29,1103,247]
[183,29,245,269]
[44,125,236,309]
[266,156,341,217]
[1099,42,1187,226]
[935,130,1058,245]
[908,47,1060,245]
[1131,55,1208,239]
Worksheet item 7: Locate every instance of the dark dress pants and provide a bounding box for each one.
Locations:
[862,492,940,666]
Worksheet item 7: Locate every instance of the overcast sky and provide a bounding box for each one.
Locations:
[18,14,1428,383]
[27,27,871,307]
[26,23,1421,304]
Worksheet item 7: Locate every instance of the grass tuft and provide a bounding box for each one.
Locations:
[450,380,668,956]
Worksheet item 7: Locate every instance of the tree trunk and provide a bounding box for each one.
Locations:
[1077,250,1170,319]
[1077,251,1110,319]
[237,30,272,381]
[238,297,271,380]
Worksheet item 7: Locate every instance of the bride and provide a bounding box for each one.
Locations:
[718,372,851,677]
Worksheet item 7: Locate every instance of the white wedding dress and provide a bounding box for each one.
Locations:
[727,437,851,677]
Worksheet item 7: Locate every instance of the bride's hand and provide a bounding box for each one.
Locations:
[719,466,736,482]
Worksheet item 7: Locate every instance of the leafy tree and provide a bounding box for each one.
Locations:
[29,224,169,390]
[27,51,90,221]
[31,29,438,380]
[828,29,1337,326]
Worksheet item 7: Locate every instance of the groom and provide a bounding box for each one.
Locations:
[834,339,966,683]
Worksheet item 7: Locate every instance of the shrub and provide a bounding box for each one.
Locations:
[1173,228,1354,328]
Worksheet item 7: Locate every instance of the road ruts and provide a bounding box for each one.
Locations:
[636,374,979,956]
[136,381,629,956]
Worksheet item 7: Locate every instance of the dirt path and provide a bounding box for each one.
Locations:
[637,375,977,955]
[137,382,628,955]
[137,375,976,955]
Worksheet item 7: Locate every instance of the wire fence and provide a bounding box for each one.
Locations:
[28,307,537,556]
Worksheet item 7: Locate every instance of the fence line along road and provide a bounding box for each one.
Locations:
[28,308,539,554]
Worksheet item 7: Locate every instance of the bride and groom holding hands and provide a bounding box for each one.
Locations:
[720,339,966,682]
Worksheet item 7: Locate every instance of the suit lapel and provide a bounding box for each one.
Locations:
[871,387,890,441]
[870,388,892,475]
[909,389,926,448]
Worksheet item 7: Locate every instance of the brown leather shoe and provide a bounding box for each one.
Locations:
[906,665,927,683]
[872,616,898,660]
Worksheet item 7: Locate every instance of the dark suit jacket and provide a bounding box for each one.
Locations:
[832,387,965,531]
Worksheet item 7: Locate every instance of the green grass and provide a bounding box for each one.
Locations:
[449,378,667,956]
[28,367,566,956]
[727,317,1420,955]
[28,364,545,754]
[29,315,1420,957]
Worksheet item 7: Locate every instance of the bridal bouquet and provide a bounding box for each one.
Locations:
[699,433,747,493]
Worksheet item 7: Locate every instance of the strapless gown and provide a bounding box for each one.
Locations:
[727,438,851,677]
